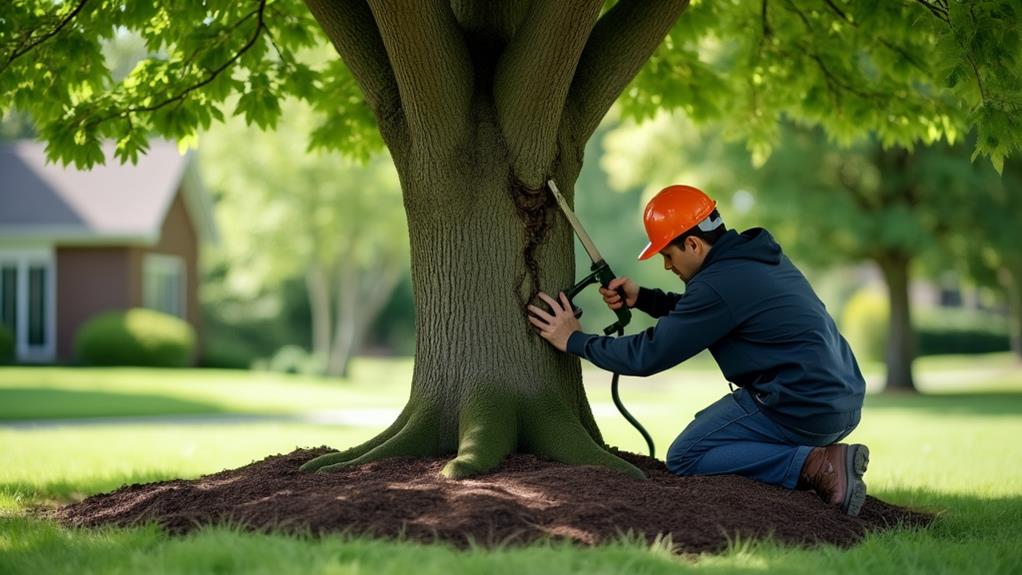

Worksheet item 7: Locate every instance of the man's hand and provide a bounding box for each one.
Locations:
[599,276,639,310]
[527,291,581,352]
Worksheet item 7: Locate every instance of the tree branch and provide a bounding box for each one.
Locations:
[114,0,267,118]
[366,0,473,151]
[83,0,267,129]
[304,0,402,127]
[567,0,691,144]
[493,0,603,184]
[910,0,950,24]
[1,0,91,75]
[820,0,929,75]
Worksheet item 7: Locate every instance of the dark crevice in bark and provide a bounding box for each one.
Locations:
[508,173,557,316]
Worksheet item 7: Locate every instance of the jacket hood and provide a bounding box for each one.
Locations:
[701,228,782,270]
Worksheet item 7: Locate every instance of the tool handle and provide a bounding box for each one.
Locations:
[593,263,631,335]
[559,261,631,335]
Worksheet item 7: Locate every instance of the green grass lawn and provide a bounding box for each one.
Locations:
[0,359,415,420]
[1,354,1021,573]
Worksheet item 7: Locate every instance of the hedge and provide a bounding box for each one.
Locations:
[74,308,195,367]
[840,288,1010,361]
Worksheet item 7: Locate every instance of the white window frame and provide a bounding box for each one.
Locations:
[0,247,57,363]
[143,253,186,319]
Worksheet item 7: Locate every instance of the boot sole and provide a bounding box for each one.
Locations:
[843,444,869,517]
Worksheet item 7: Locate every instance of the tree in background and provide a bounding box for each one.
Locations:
[201,101,407,377]
[2,1,1020,477]
[948,158,1022,361]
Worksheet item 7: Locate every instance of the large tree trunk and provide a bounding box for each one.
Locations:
[306,106,640,479]
[877,253,917,392]
[301,0,691,480]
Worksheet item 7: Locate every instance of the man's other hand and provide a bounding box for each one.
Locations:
[527,291,581,352]
[599,276,638,310]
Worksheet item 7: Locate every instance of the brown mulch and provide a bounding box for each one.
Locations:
[53,447,932,553]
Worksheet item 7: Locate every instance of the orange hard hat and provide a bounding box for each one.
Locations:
[637,185,718,260]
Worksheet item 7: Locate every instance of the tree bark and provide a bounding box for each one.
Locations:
[301,0,690,480]
[877,253,917,392]
[300,99,641,478]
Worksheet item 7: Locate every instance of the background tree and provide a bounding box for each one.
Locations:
[201,100,407,377]
[948,158,1022,362]
[2,1,1020,477]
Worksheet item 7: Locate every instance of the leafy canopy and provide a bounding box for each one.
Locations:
[1,0,1019,170]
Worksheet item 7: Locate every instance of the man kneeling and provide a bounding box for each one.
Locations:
[528,184,869,516]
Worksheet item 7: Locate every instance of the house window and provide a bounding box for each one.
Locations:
[0,250,55,362]
[28,266,47,346]
[143,254,186,318]
[0,266,15,332]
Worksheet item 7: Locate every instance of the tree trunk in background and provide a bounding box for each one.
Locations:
[306,266,332,369]
[325,258,402,378]
[877,253,917,392]
[1001,266,1022,363]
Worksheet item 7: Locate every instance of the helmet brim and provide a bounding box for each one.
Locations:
[637,241,662,261]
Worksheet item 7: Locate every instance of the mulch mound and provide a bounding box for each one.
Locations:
[54,447,932,553]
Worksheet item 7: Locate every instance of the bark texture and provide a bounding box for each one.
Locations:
[301,0,691,479]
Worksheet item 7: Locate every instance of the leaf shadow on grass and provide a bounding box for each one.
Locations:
[864,391,1022,417]
[0,388,230,421]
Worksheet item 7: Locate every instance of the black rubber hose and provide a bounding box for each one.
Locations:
[611,371,655,458]
[610,328,655,458]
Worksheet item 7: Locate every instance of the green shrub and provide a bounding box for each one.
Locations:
[0,323,13,364]
[915,308,1010,356]
[199,335,259,369]
[74,308,195,367]
[840,289,889,362]
[265,344,324,375]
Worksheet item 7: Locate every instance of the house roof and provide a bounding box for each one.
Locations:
[0,140,217,246]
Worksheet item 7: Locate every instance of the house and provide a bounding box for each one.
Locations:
[0,140,217,364]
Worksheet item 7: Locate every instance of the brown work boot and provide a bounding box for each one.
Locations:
[798,443,869,516]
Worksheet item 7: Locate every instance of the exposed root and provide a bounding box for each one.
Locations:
[301,391,637,481]
[440,396,517,479]
[314,412,441,473]
[299,405,411,472]
[521,401,646,480]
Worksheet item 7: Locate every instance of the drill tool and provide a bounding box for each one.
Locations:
[547,180,631,335]
[547,179,655,458]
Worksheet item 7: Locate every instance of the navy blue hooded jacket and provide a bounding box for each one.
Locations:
[566,228,865,435]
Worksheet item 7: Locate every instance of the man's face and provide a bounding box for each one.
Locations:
[660,239,706,283]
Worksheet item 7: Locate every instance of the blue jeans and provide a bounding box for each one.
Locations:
[665,388,859,489]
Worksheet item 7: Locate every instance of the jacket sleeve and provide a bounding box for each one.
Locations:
[566,282,735,376]
[634,287,683,318]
